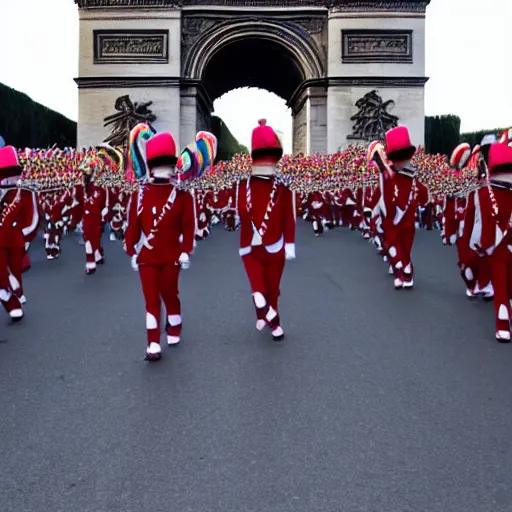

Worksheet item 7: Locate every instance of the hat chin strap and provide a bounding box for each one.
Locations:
[251,165,276,177]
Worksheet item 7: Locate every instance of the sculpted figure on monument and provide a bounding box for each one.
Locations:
[103,95,157,147]
[348,90,399,141]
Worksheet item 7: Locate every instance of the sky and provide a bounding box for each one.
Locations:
[1,0,511,153]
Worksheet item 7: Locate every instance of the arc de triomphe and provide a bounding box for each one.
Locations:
[74,0,431,153]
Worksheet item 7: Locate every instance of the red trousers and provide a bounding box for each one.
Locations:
[139,263,182,344]
[456,235,492,292]
[0,247,23,315]
[44,222,64,259]
[83,217,103,270]
[242,246,285,328]
[341,206,355,227]
[489,251,512,334]
[385,224,415,281]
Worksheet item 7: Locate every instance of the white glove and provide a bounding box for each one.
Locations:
[101,207,109,219]
[285,243,296,260]
[179,252,190,270]
[131,254,139,272]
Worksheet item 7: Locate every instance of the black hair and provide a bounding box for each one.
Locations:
[148,155,178,168]
[251,147,283,161]
[387,146,416,163]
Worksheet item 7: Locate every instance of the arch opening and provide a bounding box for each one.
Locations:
[213,88,293,154]
[202,37,305,103]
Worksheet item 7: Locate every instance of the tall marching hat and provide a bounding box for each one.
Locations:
[146,132,178,169]
[0,145,22,188]
[384,126,417,163]
[251,119,283,163]
[488,142,512,176]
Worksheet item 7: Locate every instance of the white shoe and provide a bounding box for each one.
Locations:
[394,278,403,289]
[388,265,394,275]
[256,319,266,331]
[466,289,476,298]
[145,342,162,360]
[402,278,414,289]
[9,308,24,320]
[480,283,494,299]
[272,326,285,340]
[47,255,54,260]
[19,295,27,304]
[496,330,511,342]
[109,233,116,241]
[167,335,180,346]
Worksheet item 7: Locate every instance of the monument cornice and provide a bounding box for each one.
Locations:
[288,75,429,110]
[74,76,182,88]
[74,0,430,12]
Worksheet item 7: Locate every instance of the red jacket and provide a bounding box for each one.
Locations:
[19,189,39,244]
[471,184,512,259]
[238,177,295,255]
[125,183,195,265]
[442,196,457,245]
[83,183,107,230]
[0,189,26,248]
[389,171,429,228]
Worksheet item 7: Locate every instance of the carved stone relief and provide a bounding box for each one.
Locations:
[342,30,412,63]
[103,95,157,147]
[94,30,169,64]
[347,90,398,141]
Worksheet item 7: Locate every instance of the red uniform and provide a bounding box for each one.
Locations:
[0,146,36,320]
[239,119,296,340]
[125,128,198,361]
[83,183,107,273]
[470,143,512,341]
[125,184,195,344]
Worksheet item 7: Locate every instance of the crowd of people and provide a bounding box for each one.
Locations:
[0,122,511,358]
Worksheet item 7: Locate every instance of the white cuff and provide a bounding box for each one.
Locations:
[179,252,190,269]
[285,243,296,260]
[130,254,139,271]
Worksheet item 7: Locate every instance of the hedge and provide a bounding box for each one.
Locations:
[0,82,77,148]
[210,115,248,162]
[425,115,461,156]
[460,128,507,148]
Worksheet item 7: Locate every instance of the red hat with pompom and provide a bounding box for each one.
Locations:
[251,119,283,163]
[488,142,512,175]
[0,145,22,188]
[385,126,416,163]
[146,132,177,169]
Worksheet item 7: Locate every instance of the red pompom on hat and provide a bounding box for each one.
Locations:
[0,145,22,188]
[146,132,178,169]
[385,126,416,162]
[488,142,512,175]
[251,119,283,163]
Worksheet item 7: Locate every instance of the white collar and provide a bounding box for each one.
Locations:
[252,165,276,177]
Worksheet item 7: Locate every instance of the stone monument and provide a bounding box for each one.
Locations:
[74,0,431,153]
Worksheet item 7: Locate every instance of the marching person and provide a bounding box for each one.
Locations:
[238,119,296,341]
[79,151,108,275]
[369,126,429,289]
[470,142,512,342]
[0,146,38,321]
[125,129,195,361]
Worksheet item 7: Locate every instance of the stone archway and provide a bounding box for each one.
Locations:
[180,18,327,154]
[74,1,429,152]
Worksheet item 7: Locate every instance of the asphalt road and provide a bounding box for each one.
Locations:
[1,223,511,512]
